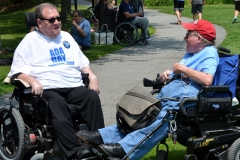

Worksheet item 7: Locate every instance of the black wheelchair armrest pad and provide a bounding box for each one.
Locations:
[179,98,198,116]
[12,78,31,89]
[202,85,230,92]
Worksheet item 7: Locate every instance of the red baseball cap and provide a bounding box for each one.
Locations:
[182,20,216,42]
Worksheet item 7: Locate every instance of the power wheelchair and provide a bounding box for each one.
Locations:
[142,47,240,160]
[0,73,98,160]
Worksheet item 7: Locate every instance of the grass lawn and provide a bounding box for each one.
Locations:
[150,4,240,54]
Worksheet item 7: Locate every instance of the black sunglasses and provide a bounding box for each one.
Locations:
[40,17,61,23]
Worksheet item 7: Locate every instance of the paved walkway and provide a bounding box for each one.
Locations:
[0,9,226,127]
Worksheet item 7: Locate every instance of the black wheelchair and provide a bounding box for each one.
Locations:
[141,47,240,160]
[0,73,99,160]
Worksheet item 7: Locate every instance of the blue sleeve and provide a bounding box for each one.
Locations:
[197,47,219,76]
[82,20,91,35]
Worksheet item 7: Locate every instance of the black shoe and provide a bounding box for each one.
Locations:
[75,148,92,160]
[98,143,126,158]
[76,130,104,145]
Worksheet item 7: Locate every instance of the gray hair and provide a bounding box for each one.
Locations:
[35,3,58,20]
[192,31,215,46]
[200,35,215,46]
[72,10,83,17]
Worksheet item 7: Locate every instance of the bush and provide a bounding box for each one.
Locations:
[145,0,173,6]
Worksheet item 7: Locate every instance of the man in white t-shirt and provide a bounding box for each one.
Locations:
[8,3,104,160]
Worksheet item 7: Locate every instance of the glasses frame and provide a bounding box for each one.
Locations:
[39,17,61,23]
[185,32,199,39]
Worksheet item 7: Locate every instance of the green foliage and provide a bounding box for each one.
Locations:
[144,0,173,6]
[152,5,239,54]
[21,0,61,3]
[144,0,234,6]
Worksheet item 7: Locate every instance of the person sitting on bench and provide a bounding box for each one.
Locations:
[75,20,219,159]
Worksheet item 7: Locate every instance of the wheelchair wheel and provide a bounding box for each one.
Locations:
[114,22,138,46]
[228,137,240,160]
[0,107,25,160]
[30,153,43,160]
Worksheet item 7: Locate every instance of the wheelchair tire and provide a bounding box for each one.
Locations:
[114,22,138,46]
[0,107,25,160]
[228,137,240,160]
[155,150,167,160]
[30,153,44,160]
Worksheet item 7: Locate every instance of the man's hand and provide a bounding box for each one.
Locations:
[18,73,43,96]
[136,11,143,17]
[89,81,100,94]
[160,70,172,83]
[172,63,185,75]
[30,80,43,96]
[72,20,78,27]
[81,66,100,94]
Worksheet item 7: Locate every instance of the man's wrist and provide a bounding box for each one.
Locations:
[77,26,83,33]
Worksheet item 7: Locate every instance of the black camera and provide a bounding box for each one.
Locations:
[143,74,164,89]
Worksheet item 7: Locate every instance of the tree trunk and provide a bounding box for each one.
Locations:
[61,0,71,25]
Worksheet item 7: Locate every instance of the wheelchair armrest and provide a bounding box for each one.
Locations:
[9,72,88,89]
[179,98,198,116]
[201,85,230,92]
[11,78,31,89]
[3,77,10,84]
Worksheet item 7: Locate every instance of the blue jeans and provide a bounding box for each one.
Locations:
[99,110,170,160]
[99,80,199,159]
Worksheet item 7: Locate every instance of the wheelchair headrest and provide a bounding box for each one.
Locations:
[25,12,37,28]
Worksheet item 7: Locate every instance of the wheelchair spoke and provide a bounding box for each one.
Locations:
[114,22,138,46]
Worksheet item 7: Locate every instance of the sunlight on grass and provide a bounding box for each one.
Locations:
[148,5,239,54]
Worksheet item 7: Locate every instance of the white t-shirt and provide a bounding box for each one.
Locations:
[8,31,90,89]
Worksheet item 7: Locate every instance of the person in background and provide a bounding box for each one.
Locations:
[8,3,104,159]
[174,0,185,25]
[75,20,219,160]
[188,0,205,21]
[93,0,116,20]
[138,0,144,17]
[232,0,240,23]
[70,10,91,50]
[118,0,152,42]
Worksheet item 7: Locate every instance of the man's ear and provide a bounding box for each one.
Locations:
[36,19,42,28]
[197,35,202,43]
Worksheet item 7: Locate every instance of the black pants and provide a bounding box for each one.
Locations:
[42,86,104,158]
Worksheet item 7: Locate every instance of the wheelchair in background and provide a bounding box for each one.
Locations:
[113,13,150,46]
[142,47,240,160]
[114,20,149,46]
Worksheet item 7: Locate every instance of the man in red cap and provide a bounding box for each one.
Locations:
[75,19,219,160]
